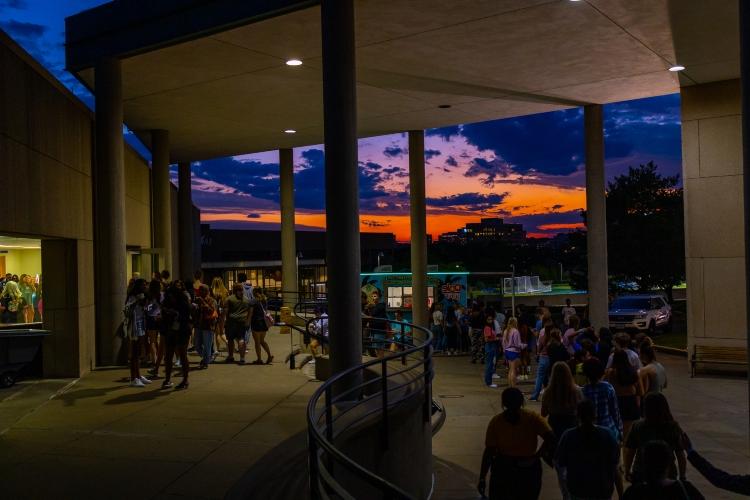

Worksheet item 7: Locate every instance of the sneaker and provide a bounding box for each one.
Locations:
[139,376,152,385]
[174,361,182,368]
[147,368,158,377]
[175,380,189,390]
[492,374,501,379]
[488,384,498,388]
[161,380,173,390]
[239,359,246,365]
[130,378,145,388]
[225,357,236,363]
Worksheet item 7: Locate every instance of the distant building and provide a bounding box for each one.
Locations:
[440,218,526,245]
[200,226,396,293]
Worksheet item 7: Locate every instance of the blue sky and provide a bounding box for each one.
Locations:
[1,0,683,240]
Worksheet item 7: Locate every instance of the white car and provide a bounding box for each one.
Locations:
[608,294,672,334]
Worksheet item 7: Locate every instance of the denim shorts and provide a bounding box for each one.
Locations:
[505,350,520,361]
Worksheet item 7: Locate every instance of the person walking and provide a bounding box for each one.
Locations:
[196,284,217,369]
[639,345,668,394]
[606,350,644,442]
[478,387,555,500]
[502,317,525,388]
[250,288,273,364]
[607,333,642,370]
[123,279,151,388]
[225,283,251,364]
[469,303,485,364]
[530,318,554,401]
[444,304,459,356]
[623,440,704,499]
[595,327,614,367]
[581,359,622,441]
[483,314,500,388]
[624,393,687,485]
[211,276,229,358]
[562,315,580,355]
[160,285,192,390]
[556,400,620,500]
[546,327,570,369]
[431,303,445,353]
[145,279,162,370]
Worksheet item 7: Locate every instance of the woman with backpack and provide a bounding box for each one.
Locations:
[250,288,273,365]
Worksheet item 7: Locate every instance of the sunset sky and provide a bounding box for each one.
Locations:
[2,1,683,242]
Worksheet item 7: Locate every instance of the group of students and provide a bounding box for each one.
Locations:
[122,271,274,390]
[0,273,42,324]
[477,301,749,499]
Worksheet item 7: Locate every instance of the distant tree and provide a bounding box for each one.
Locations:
[605,162,684,302]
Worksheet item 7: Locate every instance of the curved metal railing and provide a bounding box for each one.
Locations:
[307,316,434,500]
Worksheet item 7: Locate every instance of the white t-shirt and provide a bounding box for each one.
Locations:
[432,310,444,325]
[562,305,576,324]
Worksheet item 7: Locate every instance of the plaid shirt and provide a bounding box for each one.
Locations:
[582,381,622,438]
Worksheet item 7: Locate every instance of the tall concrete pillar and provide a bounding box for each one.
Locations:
[94,57,127,365]
[321,0,362,375]
[584,104,609,329]
[409,130,428,328]
[740,0,750,419]
[151,129,172,275]
[178,161,195,280]
[279,148,298,306]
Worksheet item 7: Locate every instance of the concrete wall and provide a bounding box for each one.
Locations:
[3,248,42,276]
[0,31,157,376]
[681,79,746,350]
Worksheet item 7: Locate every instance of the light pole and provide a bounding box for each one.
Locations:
[510,264,516,317]
[560,262,564,282]
[377,251,384,269]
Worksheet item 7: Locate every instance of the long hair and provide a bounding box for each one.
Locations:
[542,362,579,413]
[211,277,228,300]
[501,387,525,425]
[611,350,638,386]
[643,393,674,425]
[503,316,519,343]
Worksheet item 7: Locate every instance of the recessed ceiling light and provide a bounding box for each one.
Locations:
[438,104,452,109]
[286,59,303,66]
[669,65,685,72]
[284,129,296,134]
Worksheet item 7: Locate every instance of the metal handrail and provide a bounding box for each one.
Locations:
[307,316,434,500]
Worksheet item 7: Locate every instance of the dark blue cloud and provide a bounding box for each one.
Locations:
[427,192,509,210]
[464,157,513,187]
[424,149,441,161]
[383,145,405,158]
[445,156,458,168]
[0,0,27,8]
[0,20,44,37]
[246,213,261,219]
[427,125,461,141]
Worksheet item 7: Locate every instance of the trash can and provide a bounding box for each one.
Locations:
[0,329,50,388]
[279,306,292,335]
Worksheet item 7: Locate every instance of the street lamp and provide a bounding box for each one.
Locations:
[510,264,516,317]
[377,251,384,268]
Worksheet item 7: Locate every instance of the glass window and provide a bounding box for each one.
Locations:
[0,236,43,325]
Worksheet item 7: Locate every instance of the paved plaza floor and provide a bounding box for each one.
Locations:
[1,333,748,500]
[0,328,317,500]
[431,352,750,499]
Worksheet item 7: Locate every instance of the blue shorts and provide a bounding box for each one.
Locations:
[505,351,520,361]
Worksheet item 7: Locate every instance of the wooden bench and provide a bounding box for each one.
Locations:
[690,345,747,377]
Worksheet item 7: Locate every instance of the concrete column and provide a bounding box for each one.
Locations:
[321,0,362,375]
[279,148,298,306]
[584,104,609,330]
[178,161,194,280]
[409,130,428,328]
[151,129,172,275]
[740,0,750,420]
[94,57,126,365]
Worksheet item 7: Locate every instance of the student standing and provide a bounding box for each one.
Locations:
[639,345,668,394]
[196,284,217,369]
[250,288,273,364]
[606,350,644,442]
[225,283,251,364]
[483,314,500,388]
[124,279,151,387]
[502,317,525,388]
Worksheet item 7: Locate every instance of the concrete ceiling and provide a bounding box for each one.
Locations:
[74,0,739,162]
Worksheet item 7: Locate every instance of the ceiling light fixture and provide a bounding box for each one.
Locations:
[286,59,303,66]
[284,129,296,134]
[669,65,685,72]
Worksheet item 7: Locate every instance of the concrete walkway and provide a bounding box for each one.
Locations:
[0,328,318,500]
[431,353,749,499]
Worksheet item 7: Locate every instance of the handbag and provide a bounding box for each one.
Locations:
[261,303,274,329]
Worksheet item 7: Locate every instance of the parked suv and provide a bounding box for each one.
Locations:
[608,294,672,334]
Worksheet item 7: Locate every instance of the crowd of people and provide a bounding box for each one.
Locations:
[473,298,749,499]
[122,271,274,390]
[0,273,42,324]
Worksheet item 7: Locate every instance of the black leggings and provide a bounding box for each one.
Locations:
[489,456,542,500]
[164,335,189,382]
